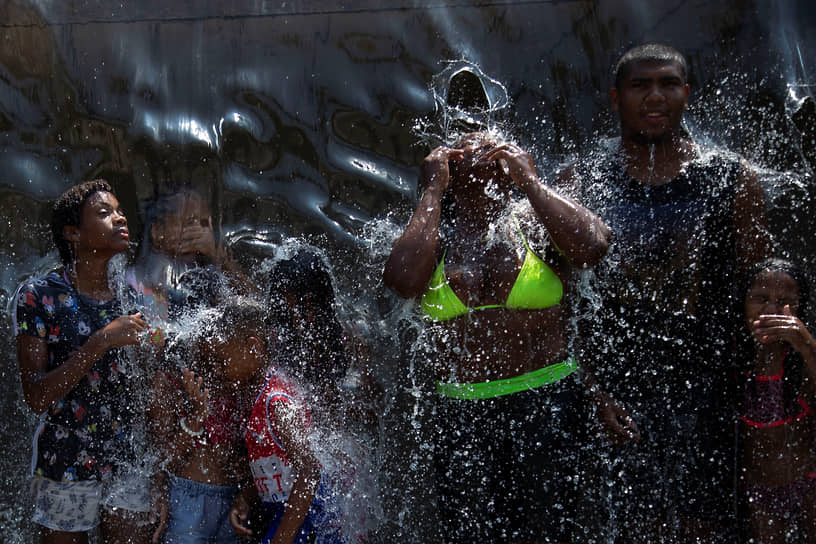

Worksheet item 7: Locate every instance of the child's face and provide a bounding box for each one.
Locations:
[69,191,130,257]
[210,336,264,384]
[745,270,800,333]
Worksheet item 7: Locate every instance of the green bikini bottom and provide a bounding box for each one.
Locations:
[436,355,578,400]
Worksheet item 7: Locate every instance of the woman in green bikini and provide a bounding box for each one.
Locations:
[383,132,610,544]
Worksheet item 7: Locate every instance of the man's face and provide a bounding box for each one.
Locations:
[611,60,690,142]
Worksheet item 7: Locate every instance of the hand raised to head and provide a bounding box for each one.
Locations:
[421,146,465,193]
[483,143,538,190]
[752,304,815,355]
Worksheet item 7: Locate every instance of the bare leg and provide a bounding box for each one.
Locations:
[100,509,153,544]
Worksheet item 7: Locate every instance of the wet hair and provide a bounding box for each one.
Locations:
[267,251,347,386]
[169,266,230,319]
[50,179,114,266]
[738,257,811,410]
[613,42,688,88]
[191,296,268,377]
[214,296,268,346]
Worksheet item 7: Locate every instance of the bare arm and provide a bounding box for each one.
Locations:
[268,402,321,544]
[752,305,816,400]
[734,163,772,268]
[229,484,260,538]
[17,312,146,414]
[487,146,611,269]
[383,146,464,299]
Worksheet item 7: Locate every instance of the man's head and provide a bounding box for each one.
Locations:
[613,42,688,89]
[611,43,690,143]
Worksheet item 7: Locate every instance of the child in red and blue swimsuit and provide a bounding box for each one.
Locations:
[228,253,348,544]
[738,258,816,541]
[240,370,344,544]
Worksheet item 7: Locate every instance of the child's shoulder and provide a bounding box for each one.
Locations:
[256,371,300,404]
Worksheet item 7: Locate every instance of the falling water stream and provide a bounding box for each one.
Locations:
[2,1,816,542]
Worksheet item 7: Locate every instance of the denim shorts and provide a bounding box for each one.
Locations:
[31,471,151,532]
[164,475,239,544]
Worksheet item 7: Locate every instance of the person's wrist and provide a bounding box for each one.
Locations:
[425,179,447,198]
[519,172,545,194]
[82,333,109,362]
[180,416,204,436]
[191,411,207,427]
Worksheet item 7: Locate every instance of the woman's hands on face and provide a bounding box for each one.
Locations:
[422,146,465,193]
[483,143,538,190]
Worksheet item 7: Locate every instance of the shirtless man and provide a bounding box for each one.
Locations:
[563,43,772,542]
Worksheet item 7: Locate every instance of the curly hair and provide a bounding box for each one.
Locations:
[50,179,114,266]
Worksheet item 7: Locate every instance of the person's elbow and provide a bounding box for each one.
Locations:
[569,224,611,270]
[21,382,50,415]
[584,226,612,268]
[383,258,427,299]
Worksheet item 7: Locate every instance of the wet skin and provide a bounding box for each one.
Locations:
[568,59,771,445]
[610,60,696,186]
[18,190,146,414]
[151,193,217,262]
[611,60,690,144]
[385,134,610,383]
[16,189,151,544]
[151,335,265,486]
[742,270,816,487]
[72,191,131,258]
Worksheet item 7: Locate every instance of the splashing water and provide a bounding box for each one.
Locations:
[2,3,816,543]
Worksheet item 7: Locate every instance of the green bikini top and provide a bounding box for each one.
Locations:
[420,221,563,322]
